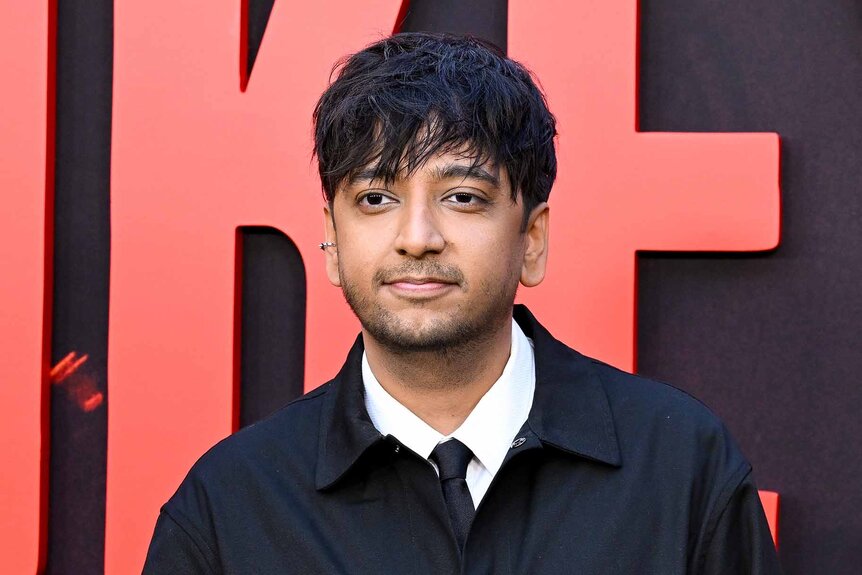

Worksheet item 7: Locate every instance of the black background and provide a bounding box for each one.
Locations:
[47,0,860,572]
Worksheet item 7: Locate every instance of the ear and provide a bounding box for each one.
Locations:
[323,204,340,287]
[520,202,549,288]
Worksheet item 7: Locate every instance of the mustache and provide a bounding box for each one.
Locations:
[373,261,465,285]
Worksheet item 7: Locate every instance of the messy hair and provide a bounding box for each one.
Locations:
[312,32,557,226]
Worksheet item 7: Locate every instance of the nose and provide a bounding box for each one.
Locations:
[393,199,446,257]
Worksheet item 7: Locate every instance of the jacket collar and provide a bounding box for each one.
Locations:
[315,305,621,491]
[315,335,384,490]
[512,305,621,467]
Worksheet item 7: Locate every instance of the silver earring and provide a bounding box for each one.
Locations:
[319,242,336,250]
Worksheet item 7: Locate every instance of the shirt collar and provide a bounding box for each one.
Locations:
[361,352,441,460]
[315,305,621,491]
[361,319,535,478]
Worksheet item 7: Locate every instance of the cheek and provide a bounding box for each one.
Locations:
[462,232,524,284]
[335,241,379,287]
[336,217,397,275]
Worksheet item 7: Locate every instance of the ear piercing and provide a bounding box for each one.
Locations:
[319,242,337,250]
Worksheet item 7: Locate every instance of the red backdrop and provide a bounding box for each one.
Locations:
[0,1,779,572]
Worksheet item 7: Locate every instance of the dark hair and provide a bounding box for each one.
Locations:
[312,33,557,226]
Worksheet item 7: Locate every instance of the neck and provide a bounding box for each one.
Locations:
[363,317,513,436]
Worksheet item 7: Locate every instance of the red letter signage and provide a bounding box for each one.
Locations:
[107,1,402,570]
[0,1,54,572]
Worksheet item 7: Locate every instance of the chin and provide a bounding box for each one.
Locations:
[343,278,516,353]
[363,303,509,355]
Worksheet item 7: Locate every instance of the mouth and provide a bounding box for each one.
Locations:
[382,277,459,298]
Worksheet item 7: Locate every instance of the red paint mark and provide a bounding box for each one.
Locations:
[50,351,103,412]
[50,351,88,383]
[66,375,104,412]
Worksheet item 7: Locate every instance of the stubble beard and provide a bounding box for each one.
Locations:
[339,261,519,360]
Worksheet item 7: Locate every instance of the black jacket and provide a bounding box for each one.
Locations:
[143,306,782,574]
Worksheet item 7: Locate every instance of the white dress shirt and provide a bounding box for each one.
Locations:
[362,319,536,508]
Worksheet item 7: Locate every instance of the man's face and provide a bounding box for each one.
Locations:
[323,150,549,353]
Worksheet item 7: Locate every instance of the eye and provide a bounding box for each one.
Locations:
[444,190,487,208]
[358,192,396,209]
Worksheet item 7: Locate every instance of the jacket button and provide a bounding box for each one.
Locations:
[393,444,401,454]
[511,437,526,448]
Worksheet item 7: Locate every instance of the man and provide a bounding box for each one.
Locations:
[144,33,781,574]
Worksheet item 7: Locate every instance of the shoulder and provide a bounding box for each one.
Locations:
[590,358,731,440]
[197,381,331,476]
[595,357,746,465]
[149,382,337,563]
[161,381,334,521]
[523,306,746,471]
[586,356,751,512]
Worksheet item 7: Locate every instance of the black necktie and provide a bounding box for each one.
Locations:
[430,439,475,552]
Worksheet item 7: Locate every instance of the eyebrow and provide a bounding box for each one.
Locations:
[345,163,501,189]
[429,164,501,188]
[346,167,383,187]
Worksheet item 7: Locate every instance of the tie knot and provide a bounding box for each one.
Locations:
[431,439,473,481]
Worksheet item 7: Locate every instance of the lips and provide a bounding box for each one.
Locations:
[387,278,455,289]
[386,277,455,286]
[383,277,459,297]
[375,264,465,287]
